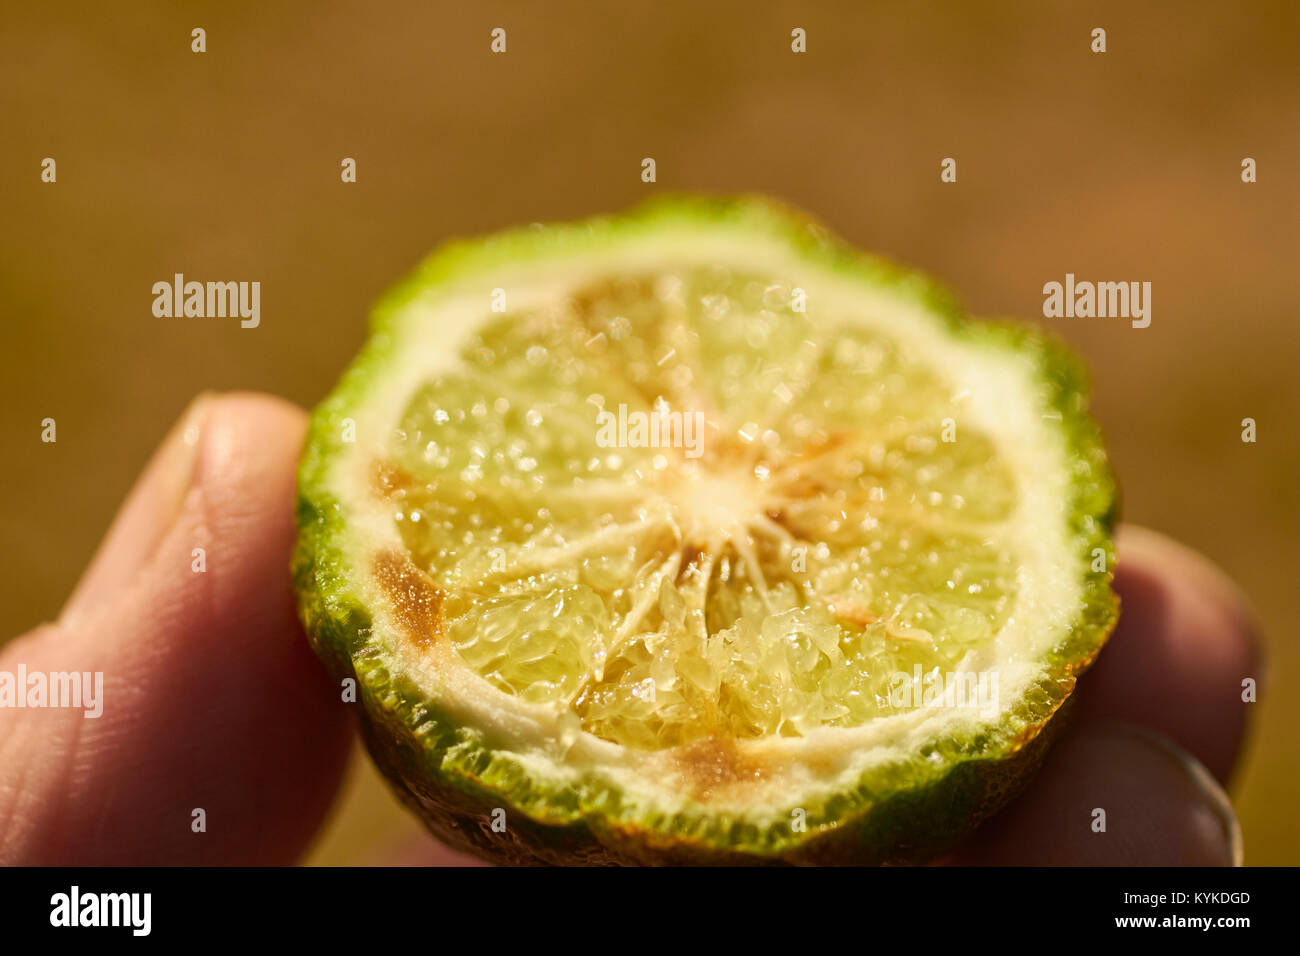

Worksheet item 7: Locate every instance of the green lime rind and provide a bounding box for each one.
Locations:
[293,195,1118,864]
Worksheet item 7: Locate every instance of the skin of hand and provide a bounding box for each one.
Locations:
[0,393,1261,866]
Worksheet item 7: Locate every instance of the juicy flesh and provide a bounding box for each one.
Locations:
[385,269,1019,750]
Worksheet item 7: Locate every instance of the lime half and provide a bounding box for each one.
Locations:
[294,196,1117,864]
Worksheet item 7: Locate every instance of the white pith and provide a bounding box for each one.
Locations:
[327,225,1082,818]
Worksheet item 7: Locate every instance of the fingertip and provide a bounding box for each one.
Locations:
[368,827,492,867]
[1116,525,1262,661]
[1,391,352,865]
[952,722,1241,866]
[1076,525,1263,783]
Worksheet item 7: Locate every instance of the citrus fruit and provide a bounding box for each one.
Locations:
[293,196,1118,865]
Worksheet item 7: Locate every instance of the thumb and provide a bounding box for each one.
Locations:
[0,393,353,864]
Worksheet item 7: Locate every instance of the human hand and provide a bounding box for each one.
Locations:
[0,393,1259,865]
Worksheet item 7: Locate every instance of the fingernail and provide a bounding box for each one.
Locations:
[59,393,218,628]
[1110,723,1244,866]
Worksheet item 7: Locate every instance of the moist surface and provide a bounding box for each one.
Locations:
[380,269,1020,750]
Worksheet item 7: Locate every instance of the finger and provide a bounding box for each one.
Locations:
[59,395,214,627]
[370,826,490,867]
[950,721,1241,865]
[1075,525,1263,783]
[0,393,354,864]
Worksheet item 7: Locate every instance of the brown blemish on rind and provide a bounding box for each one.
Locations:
[673,735,766,800]
[372,459,418,500]
[373,549,445,647]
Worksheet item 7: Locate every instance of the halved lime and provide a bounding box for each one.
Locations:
[294,196,1117,864]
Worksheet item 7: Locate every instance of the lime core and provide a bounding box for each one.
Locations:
[380,269,1019,751]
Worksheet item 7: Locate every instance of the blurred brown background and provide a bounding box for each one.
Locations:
[1,1,1296,864]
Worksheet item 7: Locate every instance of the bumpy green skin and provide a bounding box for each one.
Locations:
[293,195,1119,865]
